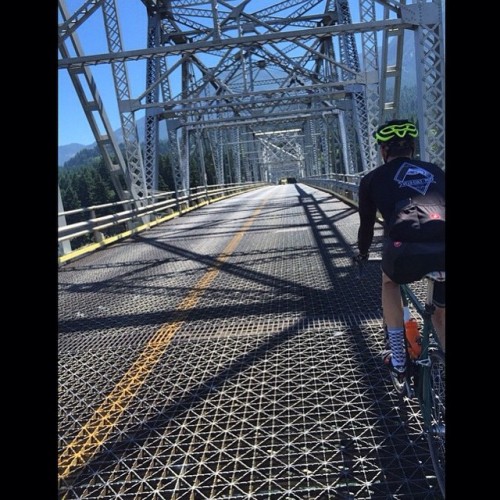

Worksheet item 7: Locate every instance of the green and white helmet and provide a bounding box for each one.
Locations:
[373,119,418,145]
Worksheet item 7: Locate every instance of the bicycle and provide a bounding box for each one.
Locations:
[355,258,446,497]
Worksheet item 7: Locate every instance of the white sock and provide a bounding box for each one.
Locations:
[387,327,406,371]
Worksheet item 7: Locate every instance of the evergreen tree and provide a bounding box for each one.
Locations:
[88,166,113,207]
[96,158,119,202]
[74,168,94,208]
[158,153,174,192]
[63,145,102,170]
[59,171,71,193]
[61,184,81,212]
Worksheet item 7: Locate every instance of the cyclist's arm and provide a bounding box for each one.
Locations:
[357,177,378,256]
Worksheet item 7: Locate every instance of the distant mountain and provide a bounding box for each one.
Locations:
[58,115,168,167]
[358,32,416,88]
[58,143,91,166]
[388,31,417,88]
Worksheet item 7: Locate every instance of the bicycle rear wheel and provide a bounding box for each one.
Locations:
[426,349,445,497]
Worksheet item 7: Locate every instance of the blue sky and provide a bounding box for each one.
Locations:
[58,0,370,147]
[59,0,149,146]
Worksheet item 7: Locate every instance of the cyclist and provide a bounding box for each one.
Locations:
[353,119,445,380]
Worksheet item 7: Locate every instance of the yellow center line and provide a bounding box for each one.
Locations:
[58,199,267,481]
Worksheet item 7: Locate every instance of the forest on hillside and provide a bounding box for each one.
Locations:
[59,140,220,216]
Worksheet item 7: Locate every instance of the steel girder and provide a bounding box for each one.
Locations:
[102,0,148,203]
[309,114,321,177]
[378,1,406,126]
[327,112,345,173]
[240,129,254,182]
[207,128,225,185]
[178,128,190,193]
[166,123,188,199]
[304,119,315,177]
[231,128,242,184]
[144,13,161,194]
[58,19,415,69]
[60,0,149,206]
[59,1,445,201]
[372,0,445,169]
[336,0,366,173]
[320,116,330,175]
[359,0,380,169]
[216,130,225,184]
[58,0,103,42]
[410,0,445,167]
[58,0,131,203]
[337,110,351,174]
[195,129,209,190]
[58,185,72,255]
[256,129,305,182]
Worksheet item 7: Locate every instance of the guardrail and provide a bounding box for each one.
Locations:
[301,173,388,228]
[301,173,362,206]
[58,181,268,264]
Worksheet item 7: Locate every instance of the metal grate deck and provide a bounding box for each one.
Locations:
[58,184,443,499]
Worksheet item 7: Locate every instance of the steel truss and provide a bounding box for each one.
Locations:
[58,0,445,206]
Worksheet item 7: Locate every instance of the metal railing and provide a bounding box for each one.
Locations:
[58,181,268,263]
[301,173,362,205]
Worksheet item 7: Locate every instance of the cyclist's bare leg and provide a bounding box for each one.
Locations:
[432,306,445,352]
[382,272,408,382]
[381,271,404,329]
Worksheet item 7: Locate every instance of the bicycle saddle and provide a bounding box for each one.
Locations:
[425,271,445,282]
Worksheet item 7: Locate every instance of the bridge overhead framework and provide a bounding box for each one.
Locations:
[58,0,445,209]
[58,184,444,498]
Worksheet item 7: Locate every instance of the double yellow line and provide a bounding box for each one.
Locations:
[59,199,267,481]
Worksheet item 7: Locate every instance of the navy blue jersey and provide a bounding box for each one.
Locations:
[357,157,445,255]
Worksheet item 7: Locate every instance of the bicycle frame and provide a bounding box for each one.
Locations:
[401,278,445,497]
[401,282,434,407]
[353,258,445,496]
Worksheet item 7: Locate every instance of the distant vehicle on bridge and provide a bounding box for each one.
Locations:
[278,177,297,185]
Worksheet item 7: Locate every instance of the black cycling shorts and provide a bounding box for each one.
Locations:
[381,239,445,307]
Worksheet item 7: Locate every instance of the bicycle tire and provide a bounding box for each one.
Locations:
[426,349,446,497]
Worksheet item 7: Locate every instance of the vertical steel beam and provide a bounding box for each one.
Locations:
[166,122,182,201]
[58,0,130,202]
[379,1,406,124]
[304,118,315,177]
[320,116,330,175]
[208,128,225,185]
[216,129,225,184]
[240,128,252,182]
[196,130,208,193]
[231,128,242,184]
[144,13,162,193]
[337,110,351,174]
[58,185,72,255]
[359,0,380,169]
[405,0,445,167]
[336,0,370,173]
[102,0,148,202]
[178,128,190,193]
